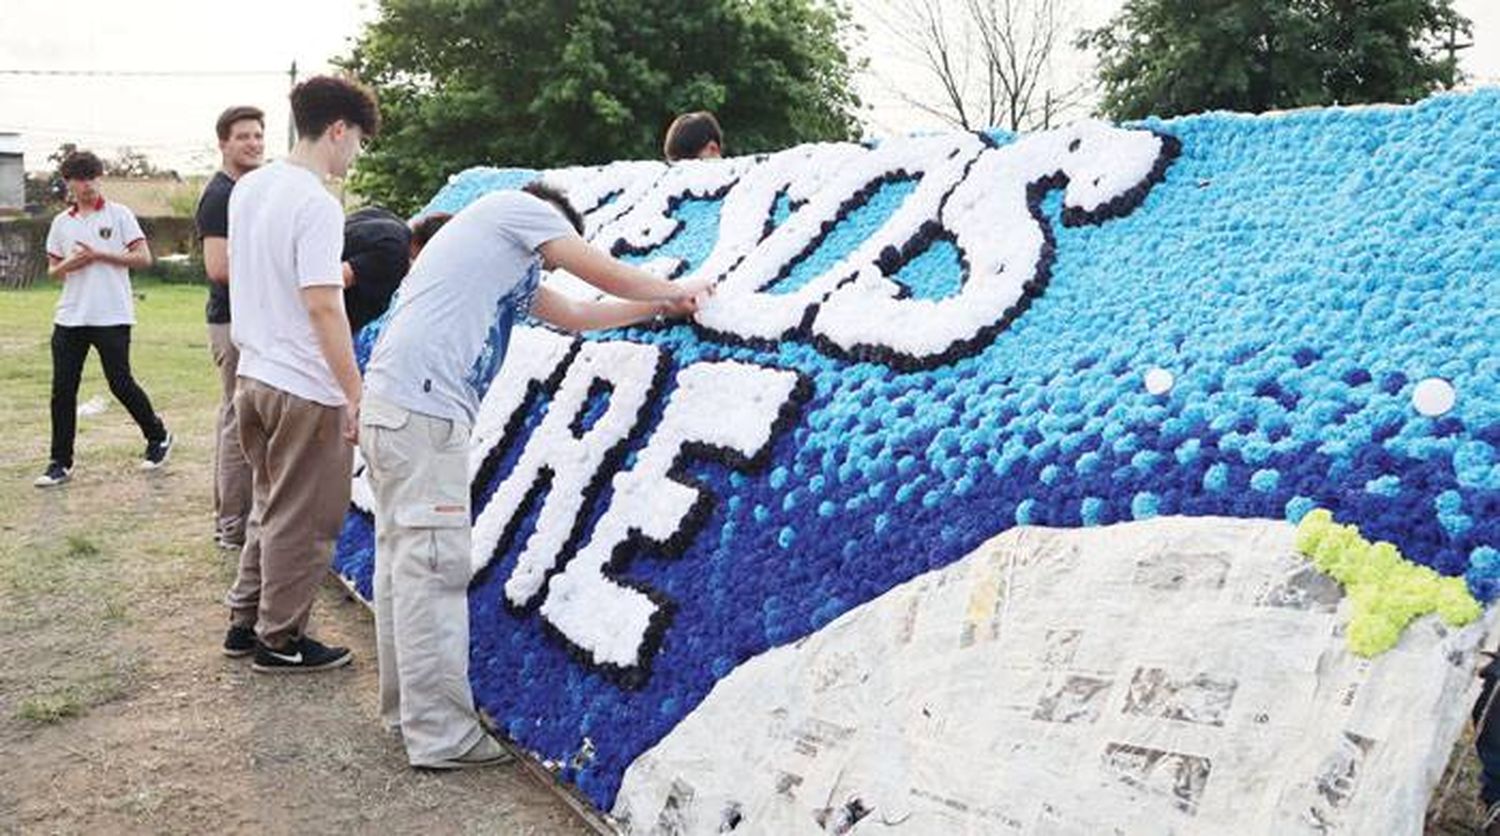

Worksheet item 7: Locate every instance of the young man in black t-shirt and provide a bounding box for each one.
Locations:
[341,207,451,334]
[195,105,264,551]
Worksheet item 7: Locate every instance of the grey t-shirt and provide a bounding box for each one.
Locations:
[364,189,575,425]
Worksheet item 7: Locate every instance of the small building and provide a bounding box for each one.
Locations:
[0,133,23,212]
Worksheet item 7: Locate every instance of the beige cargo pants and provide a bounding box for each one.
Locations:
[359,395,487,766]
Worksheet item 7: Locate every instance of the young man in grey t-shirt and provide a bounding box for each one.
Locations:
[360,181,708,770]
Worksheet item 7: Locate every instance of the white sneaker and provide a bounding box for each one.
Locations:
[417,735,513,770]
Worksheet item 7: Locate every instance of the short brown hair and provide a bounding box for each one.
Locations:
[663,112,723,161]
[409,212,453,249]
[58,150,103,181]
[215,105,265,142]
[291,75,380,141]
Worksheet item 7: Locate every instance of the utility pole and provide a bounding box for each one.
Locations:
[1441,23,1472,89]
[287,60,298,152]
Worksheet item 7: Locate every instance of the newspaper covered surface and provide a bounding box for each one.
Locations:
[613,517,1492,835]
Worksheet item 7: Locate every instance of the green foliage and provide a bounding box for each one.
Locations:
[342,0,864,214]
[24,174,63,213]
[103,147,171,179]
[1080,0,1472,121]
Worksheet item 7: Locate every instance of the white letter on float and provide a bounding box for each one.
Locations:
[467,325,578,482]
[693,133,986,344]
[539,360,804,672]
[538,159,667,239]
[810,122,1173,366]
[682,141,868,285]
[470,339,665,605]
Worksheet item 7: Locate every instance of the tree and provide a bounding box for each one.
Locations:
[1079,0,1472,121]
[104,147,171,179]
[343,0,864,214]
[872,0,1086,132]
[24,174,64,212]
[46,142,80,171]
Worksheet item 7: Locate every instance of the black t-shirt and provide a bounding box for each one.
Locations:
[343,206,412,334]
[195,171,234,324]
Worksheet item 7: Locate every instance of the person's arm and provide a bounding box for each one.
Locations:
[203,237,229,284]
[341,262,356,288]
[91,239,153,270]
[539,235,709,301]
[48,249,94,278]
[300,285,362,442]
[45,219,86,278]
[530,284,699,333]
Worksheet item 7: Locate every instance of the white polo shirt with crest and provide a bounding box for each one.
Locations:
[45,198,146,327]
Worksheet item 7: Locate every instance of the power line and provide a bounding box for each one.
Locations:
[0,68,283,78]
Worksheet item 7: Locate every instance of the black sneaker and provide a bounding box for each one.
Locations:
[251,636,352,674]
[33,462,72,488]
[223,625,256,658]
[140,430,173,471]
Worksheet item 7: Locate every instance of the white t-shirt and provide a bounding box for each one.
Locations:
[364,190,575,425]
[228,161,347,406]
[45,200,145,326]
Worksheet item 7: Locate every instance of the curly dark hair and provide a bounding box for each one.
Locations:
[522,181,584,234]
[290,75,379,141]
[58,150,104,181]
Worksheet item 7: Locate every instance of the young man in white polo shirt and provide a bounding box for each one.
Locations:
[36,150,171,487]
[221,75,376,673]
[360,181,708,769]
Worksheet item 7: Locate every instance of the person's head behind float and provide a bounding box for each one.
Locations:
[663,111,724,162]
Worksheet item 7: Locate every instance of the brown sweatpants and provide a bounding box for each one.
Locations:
[208,323,251,546]
[225,376,353,649]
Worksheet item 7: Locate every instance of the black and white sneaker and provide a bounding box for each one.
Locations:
[33,462,72,488]
[223,625,256,658]
[140,430,173,470]
[251,636,352,674]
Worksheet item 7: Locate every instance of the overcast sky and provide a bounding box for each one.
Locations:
[1,0,1495,174]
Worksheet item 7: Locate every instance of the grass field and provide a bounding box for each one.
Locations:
[0,275,1487,833]
[0,277,218,730]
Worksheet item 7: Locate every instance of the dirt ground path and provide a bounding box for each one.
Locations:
[0,388,589,835]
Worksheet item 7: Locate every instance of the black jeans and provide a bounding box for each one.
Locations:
[49,324,165,467]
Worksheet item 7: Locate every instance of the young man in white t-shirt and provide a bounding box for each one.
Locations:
[360,181,708,769]
[221,75,376,673]
[36,150,171,487]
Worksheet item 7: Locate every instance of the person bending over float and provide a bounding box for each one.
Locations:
[360,180,710,769]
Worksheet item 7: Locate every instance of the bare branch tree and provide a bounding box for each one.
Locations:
[870,0,1089,132]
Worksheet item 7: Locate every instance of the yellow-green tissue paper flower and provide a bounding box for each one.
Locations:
[1296,509,1482,656]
